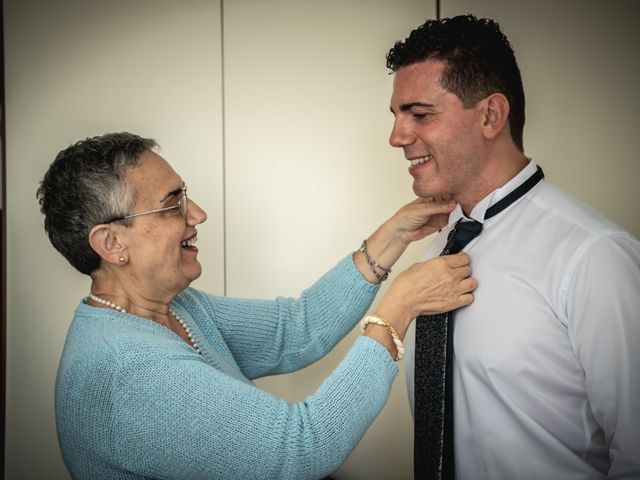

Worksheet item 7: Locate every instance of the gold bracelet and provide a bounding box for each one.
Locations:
[360,314,405,361]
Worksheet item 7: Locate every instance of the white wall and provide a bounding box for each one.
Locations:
[223,2,431,478]
[4,1,639,479]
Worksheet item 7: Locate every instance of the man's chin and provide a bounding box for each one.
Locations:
[413,183,445,200]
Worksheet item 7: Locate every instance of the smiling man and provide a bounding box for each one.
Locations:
[386,15,640,480]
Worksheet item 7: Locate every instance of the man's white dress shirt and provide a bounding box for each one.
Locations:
[406,160,640,479]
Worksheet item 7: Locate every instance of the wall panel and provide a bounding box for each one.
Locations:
[223,1,433,478]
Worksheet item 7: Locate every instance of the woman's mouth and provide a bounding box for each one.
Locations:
[181,236,198,249]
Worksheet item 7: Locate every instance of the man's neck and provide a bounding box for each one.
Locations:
[458,150,529,217]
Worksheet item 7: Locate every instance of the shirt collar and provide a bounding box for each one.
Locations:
[450,159,539,224]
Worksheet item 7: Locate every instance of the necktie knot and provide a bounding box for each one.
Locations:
[443,220,483,255]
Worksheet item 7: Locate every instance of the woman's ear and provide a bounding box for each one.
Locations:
[88,224,128,266]
[481,93,510,141]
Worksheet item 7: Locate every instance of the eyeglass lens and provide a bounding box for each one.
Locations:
[179,188,188,217]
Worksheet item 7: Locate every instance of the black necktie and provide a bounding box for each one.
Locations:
[413,166,544,479]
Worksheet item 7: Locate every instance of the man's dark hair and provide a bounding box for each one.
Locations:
[37,132,157,274]
[386,14,525,151]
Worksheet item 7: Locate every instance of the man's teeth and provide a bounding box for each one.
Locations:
[181,236,197,248]
[410,155,432,167]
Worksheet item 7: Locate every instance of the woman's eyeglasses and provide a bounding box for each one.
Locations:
[108,186,187,223]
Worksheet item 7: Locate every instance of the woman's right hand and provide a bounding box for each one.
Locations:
[367,252,477,344]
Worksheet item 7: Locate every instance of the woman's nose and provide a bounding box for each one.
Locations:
[186,198,207,225]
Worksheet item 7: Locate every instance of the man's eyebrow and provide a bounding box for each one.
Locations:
[400,102,434,111]
[390,102,435,114]
[160,182,186,202]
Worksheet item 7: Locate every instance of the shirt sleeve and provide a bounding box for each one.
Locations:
[186,254,379,379]
[110,336,398,480]
[566,232,640,478]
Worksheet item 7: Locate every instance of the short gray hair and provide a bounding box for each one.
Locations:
[37,132,158,274]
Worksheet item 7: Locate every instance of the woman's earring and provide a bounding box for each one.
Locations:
[119,257,126,263]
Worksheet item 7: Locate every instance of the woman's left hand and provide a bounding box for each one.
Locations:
[354,197,456,284]
[387,197,456,244]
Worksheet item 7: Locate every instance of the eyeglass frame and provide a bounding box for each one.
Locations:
[106,185,188,223]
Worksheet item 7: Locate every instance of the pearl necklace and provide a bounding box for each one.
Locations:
[88,292,202,355]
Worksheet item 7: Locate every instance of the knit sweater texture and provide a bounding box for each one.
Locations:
[56,254,399,479]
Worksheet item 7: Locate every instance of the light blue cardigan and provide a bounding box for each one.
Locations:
[56,255,399,479]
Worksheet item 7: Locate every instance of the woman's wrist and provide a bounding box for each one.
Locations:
[360,314,405,361]
[373,217,412,255]
[357,239,392,282]
[353,224,410,284]
[375,300,411,341]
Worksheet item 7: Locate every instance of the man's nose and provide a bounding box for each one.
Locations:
[389,117,416,148]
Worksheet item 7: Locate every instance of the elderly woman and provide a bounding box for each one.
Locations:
[38,132,475,480]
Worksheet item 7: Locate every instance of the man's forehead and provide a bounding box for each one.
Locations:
[394,59,444,87]
[391,60,446,105]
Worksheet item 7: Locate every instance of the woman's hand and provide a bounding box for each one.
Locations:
[388,197,456,244]
[354,198,456,284]
[367,253,477,344]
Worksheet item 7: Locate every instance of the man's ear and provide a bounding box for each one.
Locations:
[481,93,510,141]
[88,224,127,266]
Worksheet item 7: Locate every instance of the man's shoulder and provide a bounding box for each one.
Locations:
[526,182,640,276]
[532,181,629,239]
